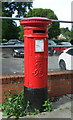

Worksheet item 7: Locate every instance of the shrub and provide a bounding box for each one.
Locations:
[1,90,52,119]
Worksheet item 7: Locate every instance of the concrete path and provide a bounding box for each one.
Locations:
[22,109,71,118]
[0,112,2,120]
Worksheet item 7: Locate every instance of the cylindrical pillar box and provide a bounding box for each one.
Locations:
[20,17,52,112]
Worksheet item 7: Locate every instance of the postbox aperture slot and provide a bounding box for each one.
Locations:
[33,30,45,33]
[35,39,44,52]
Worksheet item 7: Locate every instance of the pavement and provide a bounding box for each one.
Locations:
[1,94,73,119]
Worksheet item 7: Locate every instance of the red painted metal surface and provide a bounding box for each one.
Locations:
[20,17,52,88]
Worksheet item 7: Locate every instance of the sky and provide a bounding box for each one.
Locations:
[32,0,72,30]
[14,0,73,30]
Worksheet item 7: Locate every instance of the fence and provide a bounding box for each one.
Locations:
[0,70,73,103]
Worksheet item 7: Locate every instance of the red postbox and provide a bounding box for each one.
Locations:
[20,17,52,111]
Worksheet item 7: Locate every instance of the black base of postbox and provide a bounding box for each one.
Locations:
[24,86,48,112]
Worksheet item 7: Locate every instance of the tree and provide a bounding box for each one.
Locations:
[2,2,33,40]
[2,2,32,17]
[25,8,60,39]
[18,25,24,41]
[2,20,20,40]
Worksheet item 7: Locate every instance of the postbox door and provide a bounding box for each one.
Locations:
[24,37,48,89]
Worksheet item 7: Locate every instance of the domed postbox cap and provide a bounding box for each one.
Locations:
[20,17,52,27]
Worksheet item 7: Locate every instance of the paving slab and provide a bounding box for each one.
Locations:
[22,109,71,118]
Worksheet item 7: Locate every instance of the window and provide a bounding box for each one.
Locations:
[66,49,73,56]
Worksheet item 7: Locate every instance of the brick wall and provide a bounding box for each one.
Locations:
[1,74,24,103]
[48,71,73,97]
[1,71,73,103]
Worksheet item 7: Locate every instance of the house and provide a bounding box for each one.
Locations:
[58,34,66,39]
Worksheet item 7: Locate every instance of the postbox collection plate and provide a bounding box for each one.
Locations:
[35,39,44,52]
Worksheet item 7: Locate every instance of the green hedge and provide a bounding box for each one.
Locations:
[52,39,71,43]
[0,39,8,43]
